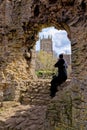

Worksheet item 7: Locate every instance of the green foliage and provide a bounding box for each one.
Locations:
[36,70,54,78]
[37,51,55,70]
[35,51,57,78]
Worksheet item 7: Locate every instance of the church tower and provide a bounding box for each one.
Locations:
[40,35,53,54]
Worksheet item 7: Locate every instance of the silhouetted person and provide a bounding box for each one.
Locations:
[50,54,68,98]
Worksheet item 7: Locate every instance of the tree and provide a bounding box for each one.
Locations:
[35,51,57,77]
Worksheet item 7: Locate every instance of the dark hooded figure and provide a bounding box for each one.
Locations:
[50,54,68,98]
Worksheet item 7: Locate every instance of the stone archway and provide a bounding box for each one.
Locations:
[1,0,87,83]
[0,0,86,95]
[0,0,87,129]
[35,26,71,79]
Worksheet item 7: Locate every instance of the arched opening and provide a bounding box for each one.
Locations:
[35,26,72,79]
[0,1,86,129]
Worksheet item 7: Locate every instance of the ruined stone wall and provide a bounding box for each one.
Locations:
[0,0,37,100]
[0,0,87,82]
[20,79,87,130]
[0,0,87,129]
[20,79,51,105]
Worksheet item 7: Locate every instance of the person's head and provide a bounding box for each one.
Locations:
[59,54,63,59]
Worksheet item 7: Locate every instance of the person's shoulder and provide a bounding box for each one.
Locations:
[60,58,64,61]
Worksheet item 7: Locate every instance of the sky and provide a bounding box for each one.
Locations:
[35,27,71,56]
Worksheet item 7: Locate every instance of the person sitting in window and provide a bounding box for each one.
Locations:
[50,53,68,98]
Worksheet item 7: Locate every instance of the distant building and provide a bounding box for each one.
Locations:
[63,54,71,65]
[40,35,53,55]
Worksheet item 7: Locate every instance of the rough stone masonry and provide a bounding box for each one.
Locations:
[0,0,87,130]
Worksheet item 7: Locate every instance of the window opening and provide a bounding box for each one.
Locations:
[35,26,72,79]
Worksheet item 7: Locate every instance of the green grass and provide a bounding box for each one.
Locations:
[35,70,54,78]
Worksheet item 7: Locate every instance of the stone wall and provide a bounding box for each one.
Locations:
[46,79,87,130]
[0,0,87,81]
[19,79,51,105]
[0,0,87,130]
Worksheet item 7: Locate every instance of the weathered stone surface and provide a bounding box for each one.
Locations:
[0,0,87,83]
[0,79,87,130]
[0,0,87,130]
[19,79,51,105]
[0,101,47,130]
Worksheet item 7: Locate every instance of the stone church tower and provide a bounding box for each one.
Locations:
[40,35,53,54]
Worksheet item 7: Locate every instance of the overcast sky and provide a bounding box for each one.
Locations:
[35,27,71,56]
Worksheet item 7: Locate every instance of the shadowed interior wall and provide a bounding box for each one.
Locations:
[0,0,87,97]
[0,0,87,82]
[0,0,87,129]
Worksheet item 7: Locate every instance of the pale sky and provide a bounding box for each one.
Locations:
[35,27,71,56]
